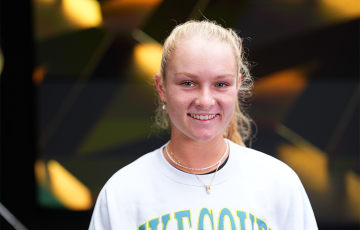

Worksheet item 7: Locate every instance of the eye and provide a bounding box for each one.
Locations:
[216,82,227,88]
[182,81,194,87]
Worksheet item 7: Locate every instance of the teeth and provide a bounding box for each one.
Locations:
[190,114,216,120]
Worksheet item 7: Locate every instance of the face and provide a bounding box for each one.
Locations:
[156,36,240,142]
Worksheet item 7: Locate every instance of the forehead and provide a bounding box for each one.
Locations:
[166,36,237,77]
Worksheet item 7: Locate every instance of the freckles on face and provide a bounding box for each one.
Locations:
[164,36,238,141]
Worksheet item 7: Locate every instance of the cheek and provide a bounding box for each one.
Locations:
[217,94,238,117]
[217,91,237,106]
[167,92,192,115]
[222,100,236,114]
[166,85,196,107]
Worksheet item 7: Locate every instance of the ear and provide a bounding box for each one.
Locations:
[155,73,167,103]
[236,74,242,92]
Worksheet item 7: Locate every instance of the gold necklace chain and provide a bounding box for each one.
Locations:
[165,140,228,171]
[194,160,222,194]
[165,140,228,194]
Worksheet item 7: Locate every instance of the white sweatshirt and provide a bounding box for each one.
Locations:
[89,139,318,230]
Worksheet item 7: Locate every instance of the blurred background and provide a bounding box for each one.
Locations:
[0,0,359,229]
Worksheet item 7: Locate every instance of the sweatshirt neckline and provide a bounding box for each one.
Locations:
[151,139,240,187]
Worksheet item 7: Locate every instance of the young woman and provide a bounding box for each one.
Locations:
[89,20,318,230]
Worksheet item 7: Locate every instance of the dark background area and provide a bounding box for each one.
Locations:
[1,0,359,229]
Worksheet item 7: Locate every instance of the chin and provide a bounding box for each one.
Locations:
[188,130,221,142]
[192,136,214,142]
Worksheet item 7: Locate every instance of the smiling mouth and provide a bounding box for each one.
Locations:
[188,114,218,120]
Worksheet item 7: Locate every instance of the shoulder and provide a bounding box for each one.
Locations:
[90,149,162,229]
[228,140,300,183]
[108,149,157,183]
[229,140,311,208]
[100,148,160,196]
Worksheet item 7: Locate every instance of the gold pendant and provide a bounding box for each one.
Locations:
[206,185,211,194]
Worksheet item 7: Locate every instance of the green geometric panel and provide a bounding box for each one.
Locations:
[77,117,153,155]
[37,183,66,209]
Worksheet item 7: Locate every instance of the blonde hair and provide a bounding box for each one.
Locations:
[154,20,254,146]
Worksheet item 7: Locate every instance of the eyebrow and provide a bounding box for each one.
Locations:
[174,71,236,79]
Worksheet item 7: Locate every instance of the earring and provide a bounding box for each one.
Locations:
[162,103,166,110]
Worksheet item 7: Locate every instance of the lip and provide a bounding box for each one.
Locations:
[187,113,219,121]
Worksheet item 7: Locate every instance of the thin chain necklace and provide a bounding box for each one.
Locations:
[165,140,229,194]
[165,140,228,171]
[194,160,222,194]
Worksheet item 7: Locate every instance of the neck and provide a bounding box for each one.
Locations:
[163,130,228,174]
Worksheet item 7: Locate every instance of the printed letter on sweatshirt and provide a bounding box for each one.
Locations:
[175,210,192,230]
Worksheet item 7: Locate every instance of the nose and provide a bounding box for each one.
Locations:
[194,89,215,108]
